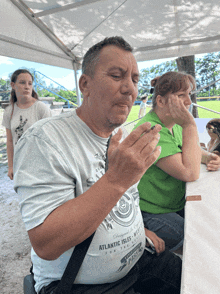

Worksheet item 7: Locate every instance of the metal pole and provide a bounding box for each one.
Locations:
[73,62,81,107]
[192,103,220,115]
[34,71,37,93]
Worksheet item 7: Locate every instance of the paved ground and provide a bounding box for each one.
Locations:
[0,108,31,294]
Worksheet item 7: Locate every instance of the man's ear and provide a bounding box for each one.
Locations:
[156,95,166,108]
[79,74,90,97]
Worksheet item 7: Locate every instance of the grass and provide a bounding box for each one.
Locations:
[126,101,220,123]
[197,101,220,118]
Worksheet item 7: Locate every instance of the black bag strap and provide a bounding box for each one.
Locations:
[54,233,95,294]
[54,135,112,294]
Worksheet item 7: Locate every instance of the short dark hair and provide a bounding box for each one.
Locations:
[140,94,148,100]
[82,36,133,77]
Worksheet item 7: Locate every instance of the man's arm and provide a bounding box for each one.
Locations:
[23,122,161,261]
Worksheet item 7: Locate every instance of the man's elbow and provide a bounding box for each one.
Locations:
[33,244,61,261]
[28,231,62,261]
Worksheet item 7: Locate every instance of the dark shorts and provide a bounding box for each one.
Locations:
[141,209,184,252]
[39,249,182,294]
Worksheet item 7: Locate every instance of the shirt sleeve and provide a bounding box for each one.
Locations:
[13,132,76,231]
[155,126,182,164]
[139,102,144,109]
[36,101,52,120]
[2,105,12,129]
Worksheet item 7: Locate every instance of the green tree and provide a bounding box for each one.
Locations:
[0,78,10,100]
[138,60,177,98]
[56,89,77,104]
[195,53,220,96]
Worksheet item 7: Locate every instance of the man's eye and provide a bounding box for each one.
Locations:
[112,75,120,79]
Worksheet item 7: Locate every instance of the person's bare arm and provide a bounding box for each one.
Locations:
[145,228,165,255]
[28,122,162,261]
[6,129,14,180]
[201,149,220,171]
[156,96,201,182]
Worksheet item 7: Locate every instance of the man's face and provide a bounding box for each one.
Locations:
[85,45,139,130]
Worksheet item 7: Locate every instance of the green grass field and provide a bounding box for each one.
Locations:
[126,101,220,123]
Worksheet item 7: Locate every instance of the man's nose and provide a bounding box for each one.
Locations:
[121,77,136,94]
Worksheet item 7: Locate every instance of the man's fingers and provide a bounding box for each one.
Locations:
[144,145,161,168]
[213,150,220,156]
[111,128,123,144]
[210,153,219,160]
[121,122,152,147]
[108,128,123,156]
[137,125,161,152]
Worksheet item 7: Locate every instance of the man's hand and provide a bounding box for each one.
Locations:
[107,128,123,158]
[145,228,165,255]
[106,122,162,191]
[206,152,220,171]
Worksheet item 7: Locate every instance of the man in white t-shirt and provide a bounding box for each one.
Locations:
[138,95,148,118]
[14,36,182,294]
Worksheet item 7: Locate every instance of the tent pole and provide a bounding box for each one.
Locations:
[73,62,81,107]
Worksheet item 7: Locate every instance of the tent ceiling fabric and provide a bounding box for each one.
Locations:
[1,0,220,70]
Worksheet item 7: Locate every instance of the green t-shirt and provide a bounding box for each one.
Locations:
[133,111,186,214]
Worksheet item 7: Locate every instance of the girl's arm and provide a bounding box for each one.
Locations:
[6,129,14,180]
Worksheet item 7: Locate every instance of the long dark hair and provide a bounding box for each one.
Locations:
[10,69,38,105]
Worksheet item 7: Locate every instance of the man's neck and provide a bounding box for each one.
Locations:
[76,107,113,138]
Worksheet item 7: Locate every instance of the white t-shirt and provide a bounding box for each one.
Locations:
[2,100,52,147]
[140,101,147,110]
[14,110,145,293]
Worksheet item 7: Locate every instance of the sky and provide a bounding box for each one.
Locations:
[0,52,208,92]
[0,55,176,91]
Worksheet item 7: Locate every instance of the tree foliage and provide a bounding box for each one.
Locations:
[1,53,220,104]
[138,60,177,98]
[195,52,220,95]
[0,78,10,100]
[0,68,77,104]
[138,52,220,99]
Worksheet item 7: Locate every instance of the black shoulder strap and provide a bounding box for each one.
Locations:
[54,135,111,294]
[54,233,95,294]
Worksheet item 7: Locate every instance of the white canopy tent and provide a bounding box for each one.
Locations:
[1,0,220,104]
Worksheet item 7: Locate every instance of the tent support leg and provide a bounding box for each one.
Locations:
[73,62,81,107]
